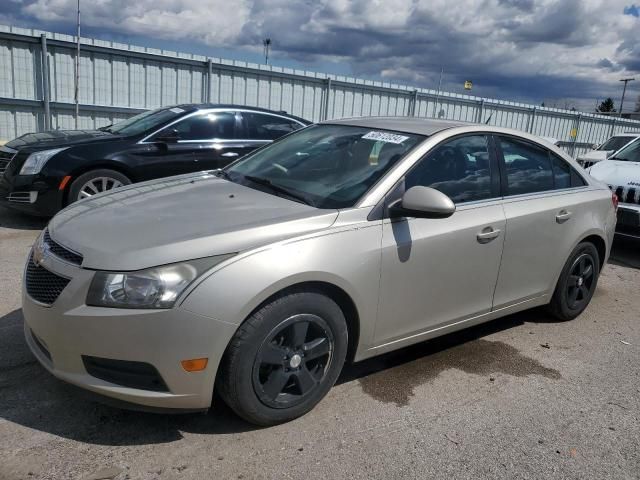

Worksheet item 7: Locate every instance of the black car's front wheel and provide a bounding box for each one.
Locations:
[68,169,131,203]
[217,289,348,426]
[548,242,601,321]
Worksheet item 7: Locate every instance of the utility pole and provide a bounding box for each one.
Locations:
[74,0,81,128]
[618,77,635,118]
[263,38,271,65]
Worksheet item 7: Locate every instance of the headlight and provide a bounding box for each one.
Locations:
[86,255,235,309]
[19,147,69,175]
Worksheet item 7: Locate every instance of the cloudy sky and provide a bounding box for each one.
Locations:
[2,0,639,112]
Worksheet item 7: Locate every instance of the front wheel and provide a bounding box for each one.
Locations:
[68,169,131,204]
[548,242,600,321]
[217,290,348,426]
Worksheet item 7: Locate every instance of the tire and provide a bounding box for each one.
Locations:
[548,242,600,321]
[68,169,131,204]
[217,289,348,426]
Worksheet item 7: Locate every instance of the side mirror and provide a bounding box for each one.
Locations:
[389,186,456,219]
[155,128,180,144]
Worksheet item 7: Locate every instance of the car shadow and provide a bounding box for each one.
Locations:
[0,305,564,445]
[608,236,640,269]
[0,207,48,231]
[337,305,560,387]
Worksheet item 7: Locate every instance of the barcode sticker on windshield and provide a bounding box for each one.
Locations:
[169,107,185,113]
[362,131,409,144]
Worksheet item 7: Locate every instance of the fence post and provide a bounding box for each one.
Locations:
[608,116,617,137]
[322,77,332,120]
[206,58,213,103]
[410,89,418,116]
[527,107,536,133]
[477,99,485,123]
[40,34,51,131]
[570,114,581,158]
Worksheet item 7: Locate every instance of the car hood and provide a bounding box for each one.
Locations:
[48,172,338,270]
[577,150,610,162]
[6,129,119,150]
[588,160,640,189]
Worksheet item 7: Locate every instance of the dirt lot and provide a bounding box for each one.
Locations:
[1,207,639,480]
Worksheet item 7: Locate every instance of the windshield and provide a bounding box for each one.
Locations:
[226,124,424,209]
[599,136,634,151]
[103,107,188,136]
[610,138,640,162]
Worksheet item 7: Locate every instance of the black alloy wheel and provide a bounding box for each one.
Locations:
[253,314,333,408]
[549,242,600,321]
[217,290,348,426]
[565,253,596,310]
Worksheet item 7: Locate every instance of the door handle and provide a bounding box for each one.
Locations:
[221,152,239,158]
[555,210,572,224]
[477,227,501,244]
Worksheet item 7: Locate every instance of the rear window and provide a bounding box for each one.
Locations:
[499,136,554,195]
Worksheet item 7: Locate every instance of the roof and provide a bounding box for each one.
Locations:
[177,104,311,124]
[322,116,472,136]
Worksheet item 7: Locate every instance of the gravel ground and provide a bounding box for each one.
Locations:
[1,206,639,480]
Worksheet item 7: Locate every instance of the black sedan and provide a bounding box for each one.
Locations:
[0,105,309,216]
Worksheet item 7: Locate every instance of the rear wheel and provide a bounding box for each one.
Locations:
[217,290,348,426]
[68,169,131,203]
[548,242,600,321]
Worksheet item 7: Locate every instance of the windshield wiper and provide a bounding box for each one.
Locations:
[215,169,232,180]
[242,174,315,206]
[97,124,114,133]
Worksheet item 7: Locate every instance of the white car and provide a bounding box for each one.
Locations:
[588,138,640,238]
[577,133,640,169]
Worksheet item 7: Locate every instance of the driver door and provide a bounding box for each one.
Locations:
[375,134,506,346]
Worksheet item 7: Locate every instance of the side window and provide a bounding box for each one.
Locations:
[405,135,494,203]
[499,136,553,195]
[244,113,302,140]
[550,153,571,189]
[162,111,236,140]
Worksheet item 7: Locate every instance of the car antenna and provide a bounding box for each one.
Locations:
[484,113,493,124]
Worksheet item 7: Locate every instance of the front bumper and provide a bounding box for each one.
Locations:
[22,249,237,410]
[0,173,65,216]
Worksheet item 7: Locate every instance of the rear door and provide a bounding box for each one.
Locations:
[491,135,590,308]
[375,134,506,345]
[182,111,241,170]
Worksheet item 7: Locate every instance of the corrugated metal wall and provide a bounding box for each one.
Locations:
[1,25,639,157]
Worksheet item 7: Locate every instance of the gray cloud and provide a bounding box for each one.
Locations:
[9,0,640,110]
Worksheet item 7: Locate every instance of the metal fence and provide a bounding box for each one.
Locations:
[2,24,640,157]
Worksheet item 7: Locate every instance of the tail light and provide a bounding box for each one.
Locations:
[611,192,619,211]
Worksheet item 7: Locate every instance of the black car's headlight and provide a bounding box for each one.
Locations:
[19,147,69,175]
[86,255,235,309]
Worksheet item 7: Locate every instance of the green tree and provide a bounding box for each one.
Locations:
[596,98,616,113]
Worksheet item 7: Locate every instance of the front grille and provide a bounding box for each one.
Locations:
[44,229,83,265]
[0,149,16,175]
[25,253,71,305]
[82,356,169,392]
[610,185,640,205]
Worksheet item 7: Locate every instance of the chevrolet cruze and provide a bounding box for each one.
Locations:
[23,117,617,425]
